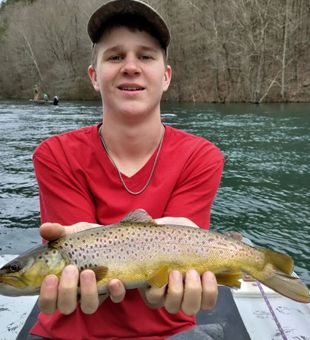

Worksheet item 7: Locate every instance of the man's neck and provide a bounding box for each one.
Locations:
[100,115,164,177]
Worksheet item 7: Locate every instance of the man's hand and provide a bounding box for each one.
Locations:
[38,217,218,316]
[139,216,218,316]
[140,270,218,316]
[38,222,126,315]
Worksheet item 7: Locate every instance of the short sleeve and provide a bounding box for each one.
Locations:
[33,139,97,225]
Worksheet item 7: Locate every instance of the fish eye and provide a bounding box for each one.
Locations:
[7,261,22,273]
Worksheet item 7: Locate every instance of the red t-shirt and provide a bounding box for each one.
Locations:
[31,124,224,340]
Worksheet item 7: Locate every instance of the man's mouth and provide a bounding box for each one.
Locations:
[118,85,145,92]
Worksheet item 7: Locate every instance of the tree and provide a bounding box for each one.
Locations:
[0,0,309,102]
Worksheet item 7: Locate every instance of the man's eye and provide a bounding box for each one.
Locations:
[143,55,153,60]
[108,55,122,62]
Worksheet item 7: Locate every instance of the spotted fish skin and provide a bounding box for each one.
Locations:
[0,209,309,303]
[53,221,265,289]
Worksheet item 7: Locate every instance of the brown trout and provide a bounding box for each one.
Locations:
[0,209,309,303]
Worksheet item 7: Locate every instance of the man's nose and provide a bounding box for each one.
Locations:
[121,57,141,75]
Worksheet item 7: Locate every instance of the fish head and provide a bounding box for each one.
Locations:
[0,243,66,296]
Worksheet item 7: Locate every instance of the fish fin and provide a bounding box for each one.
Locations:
[223,231,243,241]
[248,250,309,303]
[264,249,293,275]
[120,209,155,224]
[216,272,241,288]
[89,266,108,281]
[255,265,309,303]
[147,266,170,288]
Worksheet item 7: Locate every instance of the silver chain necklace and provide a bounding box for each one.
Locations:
[98,125,165,195]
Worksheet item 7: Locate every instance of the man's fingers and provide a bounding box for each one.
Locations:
[40,222,101,241]
[107,279,126,303]
[80,270,99,314]
[57,265,79,315]
[164,271,183,314]
[201,271,218,310]
[38,275,59,314]
[155,217,198,228]
[181,270,202,316]
[40,223,66,241]
[143,285,166,307]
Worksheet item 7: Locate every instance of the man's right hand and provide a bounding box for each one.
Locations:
[38,222,126,315]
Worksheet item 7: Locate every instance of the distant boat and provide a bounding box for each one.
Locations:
[29,96,59,106]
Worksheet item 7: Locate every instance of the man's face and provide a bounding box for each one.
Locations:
[88,26,171,120]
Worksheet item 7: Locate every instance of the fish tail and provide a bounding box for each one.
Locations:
[249,249,309,303]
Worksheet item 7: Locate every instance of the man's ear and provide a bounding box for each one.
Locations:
[88,65,100,92]
[163,65,172,92]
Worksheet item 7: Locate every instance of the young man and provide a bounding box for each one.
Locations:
[30,0,224,339]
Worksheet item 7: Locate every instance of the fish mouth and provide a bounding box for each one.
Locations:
[0,282,38,296]
[0,274,24,287]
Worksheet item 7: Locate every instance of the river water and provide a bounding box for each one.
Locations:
[0,101,309,287]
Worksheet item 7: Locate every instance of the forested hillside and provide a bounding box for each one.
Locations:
[0,0,309,102]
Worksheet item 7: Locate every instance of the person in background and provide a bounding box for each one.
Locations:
[29,0,224,339]
[42,93,49,101]
[52,95,59,105]
[33,84,39,101]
